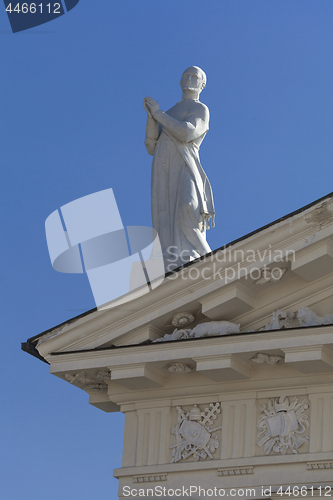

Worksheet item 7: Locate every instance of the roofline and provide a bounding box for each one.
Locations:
[23,190,333,362]
[21,307,97,364]
[47,321,333,356]
[176,189,333,272]
[21,341,50,364]
[26,306,98,345]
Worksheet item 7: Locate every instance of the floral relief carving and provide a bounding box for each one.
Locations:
[251,353,284,365]
[171,312,195,327]
[168,363,192,373]
[64,370,110,393]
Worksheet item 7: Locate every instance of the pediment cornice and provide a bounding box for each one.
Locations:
[34,195,333,358]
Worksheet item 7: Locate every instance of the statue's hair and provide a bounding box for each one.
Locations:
[182,66,207,89]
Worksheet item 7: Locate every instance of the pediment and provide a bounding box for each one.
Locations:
[33,193,333,360]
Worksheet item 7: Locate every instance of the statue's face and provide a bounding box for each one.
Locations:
[180,67,204,92]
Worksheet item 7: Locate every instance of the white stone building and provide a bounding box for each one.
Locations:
[23,193,333,499]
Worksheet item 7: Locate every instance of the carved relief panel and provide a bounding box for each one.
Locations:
[169,403,222,463]
[256,395,310,456]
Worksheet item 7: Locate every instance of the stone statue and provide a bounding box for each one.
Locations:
[144,66,215,271]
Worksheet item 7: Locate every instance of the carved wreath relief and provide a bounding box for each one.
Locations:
[170,403,221,463]
[64,370,110,392]
[257,396,309,455]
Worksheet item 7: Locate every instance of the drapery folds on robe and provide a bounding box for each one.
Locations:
[145,100,215,271]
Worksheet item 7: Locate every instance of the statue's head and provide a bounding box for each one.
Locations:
[180,66,206,93]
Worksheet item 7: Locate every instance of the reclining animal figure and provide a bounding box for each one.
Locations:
[297,307,333,327]
[154,320,240,343]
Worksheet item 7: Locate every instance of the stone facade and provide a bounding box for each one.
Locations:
[25,194,333,498]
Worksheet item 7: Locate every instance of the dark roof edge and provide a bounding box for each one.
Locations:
[21,341,50,364]
[23,190,333,357]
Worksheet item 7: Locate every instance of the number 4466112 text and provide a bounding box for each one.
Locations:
[6,3,62,14]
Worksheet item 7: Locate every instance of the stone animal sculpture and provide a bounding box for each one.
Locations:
[190,321,240,338]
[154,320,240,343]
[262,310,295,331]
[297,307,333,327]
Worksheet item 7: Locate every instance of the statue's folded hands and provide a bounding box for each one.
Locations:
[144,96,160,116]
[153,105,208,144]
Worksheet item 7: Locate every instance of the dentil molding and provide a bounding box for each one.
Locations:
[217,467,254,476]
[133,474,167,483]
[307,461,333,470]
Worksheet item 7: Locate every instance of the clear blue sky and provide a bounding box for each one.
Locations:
[2,2,333,498]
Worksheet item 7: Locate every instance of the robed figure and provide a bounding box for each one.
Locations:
[144,66,215,272]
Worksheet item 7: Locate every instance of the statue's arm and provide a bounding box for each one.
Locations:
[144,116,161,156]
[153,105,209,143]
